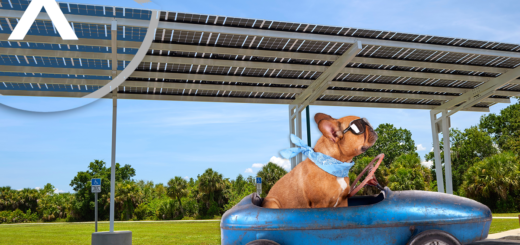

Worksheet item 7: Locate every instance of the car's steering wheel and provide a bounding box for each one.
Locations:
[347,153,385,198]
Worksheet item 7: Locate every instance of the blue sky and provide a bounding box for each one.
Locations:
[0,0,519,192]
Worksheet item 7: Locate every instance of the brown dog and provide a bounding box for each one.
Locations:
[262,113,378,209]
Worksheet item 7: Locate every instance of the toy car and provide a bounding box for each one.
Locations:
[221,188,491,245]
[221,156,491,245]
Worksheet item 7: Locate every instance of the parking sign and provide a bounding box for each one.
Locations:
[91,178,101,193]
[255,177,262,196]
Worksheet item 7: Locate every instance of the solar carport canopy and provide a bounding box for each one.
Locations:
[0,0,519,112]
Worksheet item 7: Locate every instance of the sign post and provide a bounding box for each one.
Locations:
[91,178,101,232]
[256,177,262,196]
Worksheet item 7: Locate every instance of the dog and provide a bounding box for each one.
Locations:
[262,113,378,209]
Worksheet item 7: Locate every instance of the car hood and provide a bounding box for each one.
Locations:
[221,188,492,230]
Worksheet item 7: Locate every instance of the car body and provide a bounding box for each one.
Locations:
[221,187,491,245]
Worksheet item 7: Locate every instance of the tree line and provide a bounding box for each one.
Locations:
[1,102,519,224]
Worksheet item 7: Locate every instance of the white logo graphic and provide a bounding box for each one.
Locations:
[8,0,78,40]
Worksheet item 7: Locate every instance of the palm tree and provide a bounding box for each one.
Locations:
[167,177,188,214]
[111,181,143,220]
[198,168,225,204]
[256,162,287,197]
[461,152,520,204]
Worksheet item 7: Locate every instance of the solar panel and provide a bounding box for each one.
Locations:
[0,0,519,112]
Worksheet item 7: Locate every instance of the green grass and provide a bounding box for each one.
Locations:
[490,219,520,234]
[0,221,221,245]
[493,213,520,217]
[0,219,518,244]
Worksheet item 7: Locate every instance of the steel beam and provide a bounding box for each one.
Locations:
[288,105,298,169]
[435,62,520,114]
[293,41,362,109]
[0,76,510,104]
[441,110,453,194]
[0,89,490,112]
[430,111,444,193]
[109,19,117,234]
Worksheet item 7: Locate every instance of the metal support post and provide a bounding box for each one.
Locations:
[305,106,311,147]
[430,111,444,193]
[110,89,117,232]
[288,105,303,169]
[295,109,302,164]
[288,105,297,169]
[95,193,98,232]
[109,19,118,233]
[442,110,453,194]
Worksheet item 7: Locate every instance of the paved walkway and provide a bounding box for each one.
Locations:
[488,228,520,240]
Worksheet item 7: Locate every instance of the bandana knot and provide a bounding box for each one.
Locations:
[280,134,354,178]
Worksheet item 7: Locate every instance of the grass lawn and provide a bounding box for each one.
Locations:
[0,218,519,244]
[490,219,520,234]
[0,221,220,245]
[493,213,520,217]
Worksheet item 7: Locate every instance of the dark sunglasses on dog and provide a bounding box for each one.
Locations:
[343,118,373,135]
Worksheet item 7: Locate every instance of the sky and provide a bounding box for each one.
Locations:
[0,0,519,193]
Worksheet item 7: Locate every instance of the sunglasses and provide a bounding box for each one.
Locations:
[343,118,373,135]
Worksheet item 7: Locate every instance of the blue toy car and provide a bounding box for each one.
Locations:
[221,187,491,245]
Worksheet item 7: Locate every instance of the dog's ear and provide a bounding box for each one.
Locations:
[315,113,344,143]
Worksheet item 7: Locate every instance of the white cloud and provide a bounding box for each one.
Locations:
[244,168,253,173]
[35,187,41,190]
[183,176,189,180]
[53,188,64,194]
[416,144,426,151]
[252,163,264,168]
[421,160,433,168]
[431,147,434,152]
[269,156,291,170]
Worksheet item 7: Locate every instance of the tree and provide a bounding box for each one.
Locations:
[108,181,143,220]
[425,127,497,194]
[387,153,431,191]
[167,177,188,214]
[362,123,416,167]
[224,174,256,210]
[69,160,135,221]
[460,152,520,212]
[198,169,225,203]
[256,162,287,197]
[480,102,520,154]
[197,168,227,217]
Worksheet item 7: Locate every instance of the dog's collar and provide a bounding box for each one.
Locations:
[280,134,354,178]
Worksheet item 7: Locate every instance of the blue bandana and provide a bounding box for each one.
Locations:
[280,134,355,178]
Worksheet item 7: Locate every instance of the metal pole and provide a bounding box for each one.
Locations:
[295,109,302,164]
[442,110,453,194]
[430,111,444,193]
[306,106,311,147]
[109,19,118,233]
[95,193,98,232]
[288,105,296,169]
[110,90,117,232]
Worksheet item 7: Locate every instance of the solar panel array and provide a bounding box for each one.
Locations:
[0,0,519,111]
